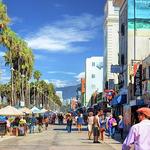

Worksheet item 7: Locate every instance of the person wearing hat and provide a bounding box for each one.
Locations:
[122,107,150,150]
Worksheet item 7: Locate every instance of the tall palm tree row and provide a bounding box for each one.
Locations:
[0,1,62,108]
[0,1,34,106]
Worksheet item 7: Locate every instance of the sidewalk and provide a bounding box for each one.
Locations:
[104,133,123,150]
[0,135,15,142]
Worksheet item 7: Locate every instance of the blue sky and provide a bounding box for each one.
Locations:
[0,0,106,87]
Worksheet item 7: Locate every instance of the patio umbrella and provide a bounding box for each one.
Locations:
[0,105,23,116]
[19,107,32,114]
[40,108,47,113]
[31,106,41,114]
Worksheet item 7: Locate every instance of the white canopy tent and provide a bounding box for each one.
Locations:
[0,105,23,116]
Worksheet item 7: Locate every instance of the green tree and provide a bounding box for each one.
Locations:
[0,1,34,106]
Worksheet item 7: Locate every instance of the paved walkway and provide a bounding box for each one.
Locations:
[0,125,122,150]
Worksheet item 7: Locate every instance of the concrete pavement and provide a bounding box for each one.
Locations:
[0,125,122,150]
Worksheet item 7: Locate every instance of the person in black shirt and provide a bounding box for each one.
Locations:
[66,115,72,133]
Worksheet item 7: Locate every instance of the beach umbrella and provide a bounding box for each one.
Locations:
[40,108,47,113]
[19,107,32,114]
[0,105,23,116]
[31,106,41,114]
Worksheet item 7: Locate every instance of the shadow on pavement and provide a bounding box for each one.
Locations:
[105,132,125,144]
[53,127,88,132]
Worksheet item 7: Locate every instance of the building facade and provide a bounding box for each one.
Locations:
[114,0,150,131]
[103,0,120,90]
[85,57,103,106]
[56,91,63,103]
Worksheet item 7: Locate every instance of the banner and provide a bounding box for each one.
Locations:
[134,64,142,96]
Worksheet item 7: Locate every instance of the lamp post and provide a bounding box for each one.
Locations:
[21,74,25,107]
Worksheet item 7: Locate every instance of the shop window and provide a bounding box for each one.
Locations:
[92,62,95,67]
[92,74,95,78]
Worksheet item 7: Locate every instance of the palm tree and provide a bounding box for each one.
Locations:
[33,70,42,107]
[33,70,42,82]
[0,1,34,106]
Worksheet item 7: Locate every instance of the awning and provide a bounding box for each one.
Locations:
[110,95,120,106]
[111,95,127,106]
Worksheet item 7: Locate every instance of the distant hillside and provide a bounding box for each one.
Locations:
[56,84,80,100]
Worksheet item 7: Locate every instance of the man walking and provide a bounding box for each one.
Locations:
[122,107,150,150]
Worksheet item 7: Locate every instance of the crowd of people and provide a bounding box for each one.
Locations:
[1,107,150,150]
[65,107,150,150]
[65,110,124,143]
[0,112,61,136]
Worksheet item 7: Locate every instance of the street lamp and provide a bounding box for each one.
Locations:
[21,74,25,107]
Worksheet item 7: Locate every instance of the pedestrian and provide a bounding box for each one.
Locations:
[122,107,150,150]
[108,114,117,138]
[37,114,43,133]
[105,112,110,134]
[93,114,100,143]
[99,114,106,141]
[66,115,72,133]
[77,113,83,132]
[59,113,64,125]
[87,112,94,140]
[29,114,37,134]
[118,115,124,140]
[44,116,49,130]
[5,117,11,135]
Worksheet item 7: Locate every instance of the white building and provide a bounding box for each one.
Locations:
[103,0,120,89]
[85,56,103,106]
[56,91,63,103]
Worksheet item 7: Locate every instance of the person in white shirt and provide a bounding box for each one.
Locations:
[87,112,94,140]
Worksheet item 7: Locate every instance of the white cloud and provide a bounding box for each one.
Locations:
[0,52,5,57]
[44,79,68,88]
[25,14,103,53]
[48,71,76,75]
[75,72,85,82]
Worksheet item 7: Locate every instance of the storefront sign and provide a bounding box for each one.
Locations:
[134,64,142,96]
[111,65,122,73]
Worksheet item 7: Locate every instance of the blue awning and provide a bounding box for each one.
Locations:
[110,95,120,106]
[111,95,127,106]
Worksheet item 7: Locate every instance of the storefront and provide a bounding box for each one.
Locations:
[110,94,127,117]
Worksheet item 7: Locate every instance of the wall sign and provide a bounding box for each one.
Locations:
[134,64,142,96]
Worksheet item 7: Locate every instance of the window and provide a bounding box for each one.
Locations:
[121,24,125,36]
[92,62,95,67]
[92,74,95,78]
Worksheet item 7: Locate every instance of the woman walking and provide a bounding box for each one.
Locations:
[108,114,117,138]
[87,112,94,140]
[77,113,83,133]
[99,115,106,141]
[118,115,124,140]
